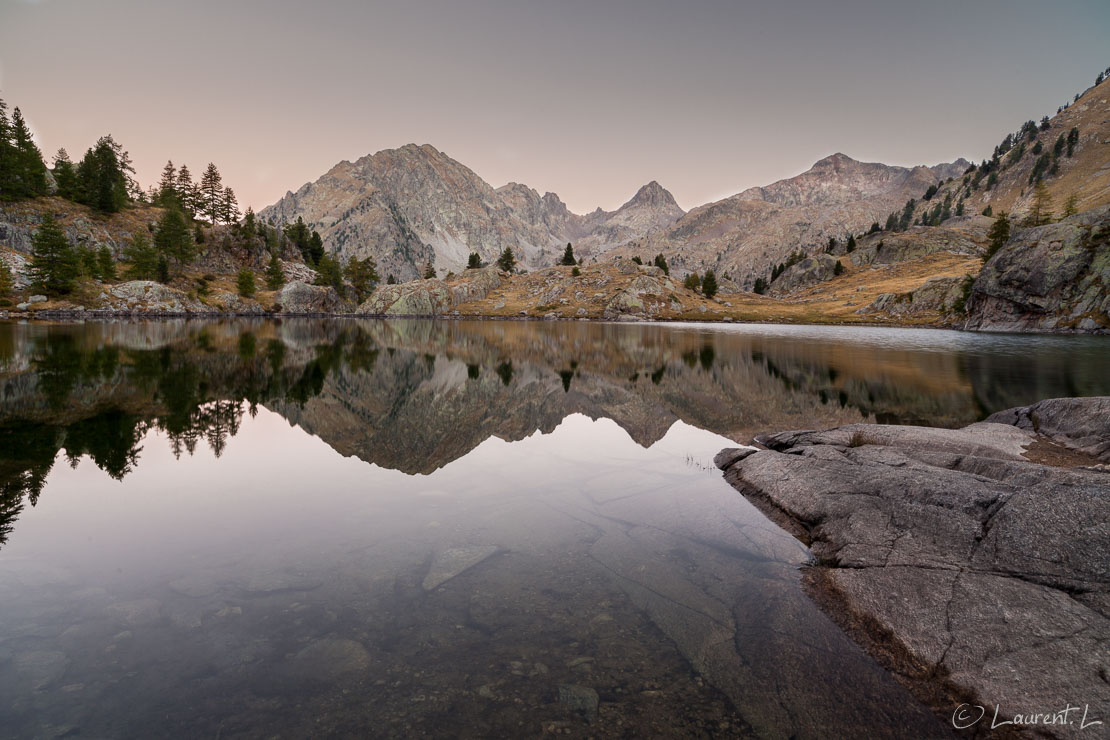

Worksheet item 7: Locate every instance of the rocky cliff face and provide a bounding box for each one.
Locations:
[964,206,1110,333]
[258,144,685,280]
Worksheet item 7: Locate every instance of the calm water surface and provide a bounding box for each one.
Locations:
[1,318,1108,739]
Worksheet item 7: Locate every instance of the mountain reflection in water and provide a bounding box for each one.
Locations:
[0,318,1107,738]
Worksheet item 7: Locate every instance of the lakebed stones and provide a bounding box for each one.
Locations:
[422,545,500,590]
[717,396,1110,737]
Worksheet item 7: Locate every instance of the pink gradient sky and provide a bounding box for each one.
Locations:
[1,0,1107,213]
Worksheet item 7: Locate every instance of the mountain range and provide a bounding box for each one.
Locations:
[259,76,1109,287]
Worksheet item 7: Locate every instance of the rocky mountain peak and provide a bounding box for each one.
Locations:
[621,181,682,212]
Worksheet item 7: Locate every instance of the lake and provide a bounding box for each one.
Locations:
[1,318,1108,738]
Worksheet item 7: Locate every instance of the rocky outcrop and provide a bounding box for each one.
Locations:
[858,275,967,318]
[768,254,840,295]
[965,207,1110,333]
[259,144,684,280]
[716,397,1110,737]
[276,281,352,314]
[356,266,502,316]
[103,281,207,313]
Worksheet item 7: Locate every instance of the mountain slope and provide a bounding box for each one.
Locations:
[613,155,971,289]
[259,144,685,280]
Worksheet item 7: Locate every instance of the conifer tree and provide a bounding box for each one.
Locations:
[314,252,343,291]
[200,163,224,224]
[8,107,48,198]
[0,99,14,199]
[1025,182,1054,227]
[701,269,718,299]
[29,214,80,294]
[157,161,178,207]
[76,136,130,213]
[833,260,844,276]
[1062,194,1079,218]
[684,272,701,292]
[154,207,195,269]
[307,231,324,265]
[52,149,79,200]
[753,277,766,295]
[467,252,482,269]
[561,243,576,266]
[0,257,12,297]
[237,269,256,297]
[123,233,161,280]
[242,207,257,239]
[423,260,436,279]
[176,164,196,217]
[96,245,116,281]
[496,247,515,272]
[221,188,240,224]
[345,256,380,301]
[653,253,669,275]
[265,253,285,291]
[984,212,1011,262]
[846,235,857,252]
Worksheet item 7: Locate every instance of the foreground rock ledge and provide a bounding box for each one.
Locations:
[716,397,1110,737]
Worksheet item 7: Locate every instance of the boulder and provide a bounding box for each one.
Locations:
[858,276,967,317]
[276,281,351,314]
[357,267,501,316]
[965,206,1110,333]
[106,281,207,313]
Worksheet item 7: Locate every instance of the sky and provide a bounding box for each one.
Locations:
[1,0,1108,214]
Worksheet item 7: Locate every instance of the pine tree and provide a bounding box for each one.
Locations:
[242,207,257,240]
[423,260,436,279]
[96,245,116,282]
[753,277,766,295]
[76,136,130,213]
[154,207,195,268]
[220,188,240,224]
[265,253,285,291]
[684,272,701,292]
[846,235,857,252]
[157,161,178,207]
[237,269,256,297]
[701,269,718,299]
[467,252,482,269]
[1066,127,1079,157]
[307,231,324,265]
[176,164,196,217]
[982,205,993,217]
[52,149,79,200]
[1062,194,1079,218]
[29,214,80,295]
[345,256,380,301]
[123,233,161,280]
[653,254,669,275]
[0,257,12,297]
[0,99,14,200]
[984,212,1011,263]
[314,253,343,291]
[200,163,224,224]
[496,247,515,272]
[1025,182,1054,227]
[561,243,576,266]
[833,260,844,276]
[8,108,48,198]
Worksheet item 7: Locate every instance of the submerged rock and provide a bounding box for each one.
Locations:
[557,683,599,721]
[718,396,1110,737]
[422,545,500,590]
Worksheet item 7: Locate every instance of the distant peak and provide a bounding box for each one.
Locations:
[812,153,859,168]
[621,180,680,210]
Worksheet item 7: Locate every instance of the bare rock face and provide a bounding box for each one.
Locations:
[965,206,1110,333]
[259,144,684,280]
[768,254,840,295]
[857,275,967,317]
[356,266,502,316]
[718,398,1110,736]
[276,281,351,314]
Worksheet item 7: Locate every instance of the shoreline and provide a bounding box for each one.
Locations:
[0,307,1053,336]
